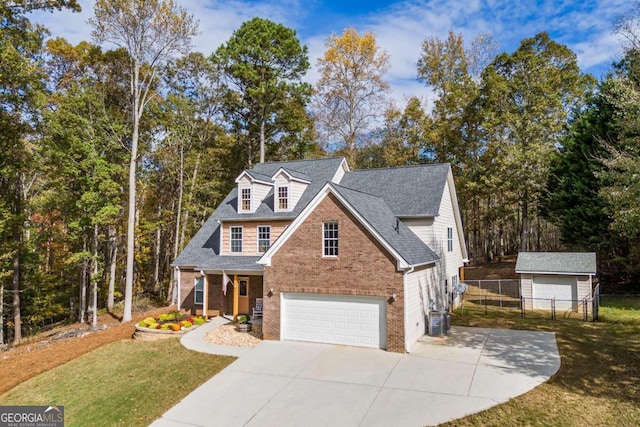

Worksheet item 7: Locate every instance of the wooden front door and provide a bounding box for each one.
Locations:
[238,277,249,314]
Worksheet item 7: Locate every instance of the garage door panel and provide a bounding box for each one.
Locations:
[532,276,577,311]
[282,293,386,349]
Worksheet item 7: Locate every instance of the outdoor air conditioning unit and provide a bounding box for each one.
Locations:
[428,311,447,336]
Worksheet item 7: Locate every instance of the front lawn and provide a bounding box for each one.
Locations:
[0,338,235,427]
[447,296,640,426]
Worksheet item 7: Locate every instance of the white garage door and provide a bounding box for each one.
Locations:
[532,275,577,311]
[282,293,386,349]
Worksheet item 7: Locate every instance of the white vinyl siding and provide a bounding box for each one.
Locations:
[194,276,204,305]
[237,176,271,213]
[405,265,439,349]
[289,180,307,208]
[230,226,243,253]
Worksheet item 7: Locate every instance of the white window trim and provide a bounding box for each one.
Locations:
[257,225,271,253]
[230,226,243,253]
[276,185,289,212]
[240,187,251,212]
[447,227,453,252]
[194,276,204,305]
[323,221,339,257]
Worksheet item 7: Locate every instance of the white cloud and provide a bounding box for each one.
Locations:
[27,0,632,105]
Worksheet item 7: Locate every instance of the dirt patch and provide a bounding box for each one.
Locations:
[464,257,518,280]
[0,306,169,396]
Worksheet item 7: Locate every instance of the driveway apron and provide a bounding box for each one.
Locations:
[150,325,560,427]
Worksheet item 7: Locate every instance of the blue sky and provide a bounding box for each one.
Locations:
[30,0,630,105]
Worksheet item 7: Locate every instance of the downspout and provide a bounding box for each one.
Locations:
[176,266,181,310]
[404,265,415,353]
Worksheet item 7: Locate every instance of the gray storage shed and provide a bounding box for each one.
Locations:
[516,252,596,312]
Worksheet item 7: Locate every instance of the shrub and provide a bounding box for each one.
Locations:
[143,317,156,325]
[193,317,205,325]
[181,321,193,328]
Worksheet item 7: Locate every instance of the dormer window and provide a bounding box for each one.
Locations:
[277,186,289,210]
[241,188,251,211]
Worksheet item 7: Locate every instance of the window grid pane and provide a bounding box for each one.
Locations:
[278,186,288,210]
[258,226,271,252]
[323,222,339,256]
[230,226,243,253]
[194,277,204,304]
[447,227,453,252]
[241,188,251,211]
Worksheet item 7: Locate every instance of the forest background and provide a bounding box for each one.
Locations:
[2,0,640,344]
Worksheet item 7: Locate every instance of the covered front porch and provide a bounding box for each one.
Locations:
[178,269,263,322]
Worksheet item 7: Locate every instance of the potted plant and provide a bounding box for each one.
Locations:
[236,315,252,332]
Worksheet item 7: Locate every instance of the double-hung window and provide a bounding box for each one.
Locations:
[323,221,339,257]
[447,227,453,252]
[277,186,288,211]
[257,226,271,253]
[194,276,204,305]
[230,226,243,253]
[241,188,251,211]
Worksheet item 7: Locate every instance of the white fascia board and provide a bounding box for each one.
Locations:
[258,183,410,270]
[447,168,469,261]
[234,170,273,186]
[271,167,310,184]
[516,270,594,276]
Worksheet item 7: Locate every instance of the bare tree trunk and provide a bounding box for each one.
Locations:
[168,141,185,303]
[107,225,117,311]
[179,153,201,252]
[80,238,88,323]
[260,119,265,164]
[123,87,140,323]
[0,279,4,346]
[12,254,21,344]
[520,196,529,252]
[91,224,99,328]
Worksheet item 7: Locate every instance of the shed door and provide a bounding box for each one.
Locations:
[282,293,386,349]
[532,275,577,311]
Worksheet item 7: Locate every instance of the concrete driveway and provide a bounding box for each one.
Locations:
[151,326,560,427]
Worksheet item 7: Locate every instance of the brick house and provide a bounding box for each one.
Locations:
[173,157,468,353]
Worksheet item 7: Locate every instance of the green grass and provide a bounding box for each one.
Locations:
[446,297,640,426]
[0,338,235,427]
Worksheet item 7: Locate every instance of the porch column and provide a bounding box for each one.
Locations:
[203,272,209,320]
[233,274,239,322]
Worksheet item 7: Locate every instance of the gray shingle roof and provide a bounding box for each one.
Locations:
[244,170,273,183]
[515,252,597,275]
[339,163,450,217]
[215,157,346,220]
[174,157,452,270]
[172,216,262,271]
[332,184,439,266]
[276,167,311,182]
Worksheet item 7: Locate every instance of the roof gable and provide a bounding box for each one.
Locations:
[339,163,450,217]
[258,183,439,269]
[515,252,597,275]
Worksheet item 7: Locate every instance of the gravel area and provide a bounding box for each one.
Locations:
[203,323,262,348]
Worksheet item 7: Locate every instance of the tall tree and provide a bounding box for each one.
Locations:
[214,17,313,167]
[314,28,390,164]
[90,0,198,322]
[0,0,80,344]
[480,32,593,251]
